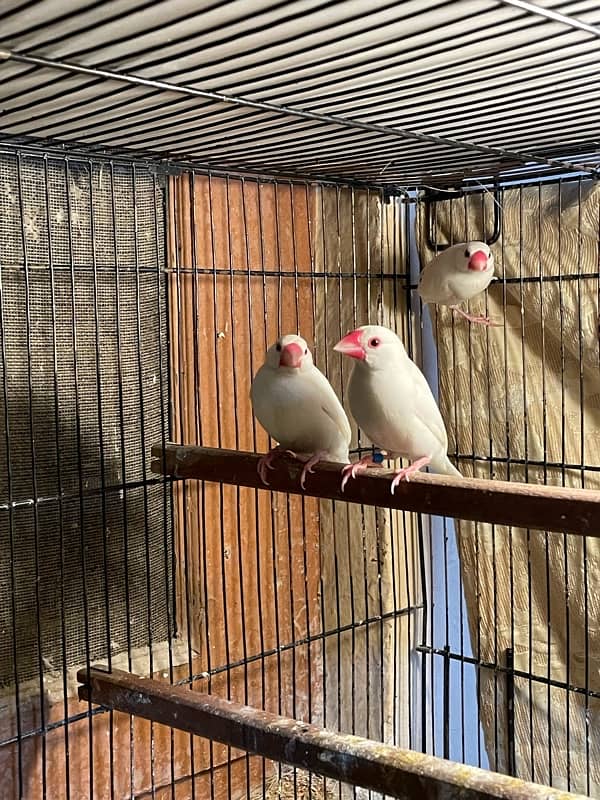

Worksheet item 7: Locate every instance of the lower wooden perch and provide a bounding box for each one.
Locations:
[150,443,600,538]
[77,666,587,800]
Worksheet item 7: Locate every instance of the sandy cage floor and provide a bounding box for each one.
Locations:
[256,769,336,799]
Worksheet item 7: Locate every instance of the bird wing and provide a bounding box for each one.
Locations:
[309,369,352,446]
[417,257,453,305]
[252,362,351,458]
[416,262,436,301]
[321,398,352,445]
[406,360,449,451]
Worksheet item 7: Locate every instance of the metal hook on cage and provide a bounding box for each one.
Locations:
[423,183,502,250]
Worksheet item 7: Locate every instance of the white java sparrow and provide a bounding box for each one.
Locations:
[251,334,351,489]
[417,241,496,325]
[334,325,461,493]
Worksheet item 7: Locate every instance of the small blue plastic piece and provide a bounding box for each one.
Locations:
[372,451,385,464]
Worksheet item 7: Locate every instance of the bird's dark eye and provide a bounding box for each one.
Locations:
[464,249,469,258]
[276,343,282,351]
[304,348,308,355]
[369,337,381,348]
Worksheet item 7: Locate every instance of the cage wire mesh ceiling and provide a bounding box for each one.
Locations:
[0,0,599,187]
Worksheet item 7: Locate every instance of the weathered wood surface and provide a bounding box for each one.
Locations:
[151,443,600,538]
[78,666,589,800]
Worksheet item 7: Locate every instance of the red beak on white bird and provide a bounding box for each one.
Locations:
[334,324,461,494]
[467,249,489,271]
[278,341,304,368]
[251,333,351,490]
[417,240,498,326]
[332,329,366,360]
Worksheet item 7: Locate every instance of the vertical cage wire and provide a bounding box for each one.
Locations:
[415,176,600,797]
[0,145,172,799]
[164,170,420,799]
[3,137,599,800]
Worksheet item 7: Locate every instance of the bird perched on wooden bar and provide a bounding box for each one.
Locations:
[251,334,351,489]
[334,324,461,493]
[417,241,497,325]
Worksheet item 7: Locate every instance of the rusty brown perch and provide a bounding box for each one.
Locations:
[151,443,600,538]
[78,666,587,800]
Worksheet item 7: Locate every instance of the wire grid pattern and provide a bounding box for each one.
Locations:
[0,146,174,797]
[165,169,423,800]
[0,0,599,185]
[0,144,426,799]
[0,138,598,800]
[415,178,600,796]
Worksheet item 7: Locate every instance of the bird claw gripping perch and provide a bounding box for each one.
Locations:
[257,447,297,486]
[390,456,431,495]
[299,450,328,490]
[340,451,386,492]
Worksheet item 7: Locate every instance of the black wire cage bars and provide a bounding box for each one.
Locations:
[1,1,600,799]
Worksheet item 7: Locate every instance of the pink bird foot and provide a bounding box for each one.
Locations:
[257,446,297,486]
[390,456,431,495]
[450,305,501,327]
[341,453,386,492]
[299,450,328,490]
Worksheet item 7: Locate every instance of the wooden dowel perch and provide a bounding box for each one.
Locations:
[151,443,600,538]
[78,666,587,800]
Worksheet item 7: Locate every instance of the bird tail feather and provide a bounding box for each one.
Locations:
[434,456,462,478]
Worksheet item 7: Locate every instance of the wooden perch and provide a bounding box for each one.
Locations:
[151,443,600,538]
[77,666,587,800]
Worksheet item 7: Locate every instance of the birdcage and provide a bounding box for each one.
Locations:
[1,2,599,799]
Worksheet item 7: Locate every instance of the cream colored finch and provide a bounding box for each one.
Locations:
[334,325,461,493]
[417,241,496,325]
[251,334,351,489]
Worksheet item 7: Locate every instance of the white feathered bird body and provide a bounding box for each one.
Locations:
[418,241,494,307]
[339,325,460,477]
[251,334,351,464]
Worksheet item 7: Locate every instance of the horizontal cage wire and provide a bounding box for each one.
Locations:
[1,136,599,799]
[164,169,422,800]
[414,178,600,797]
[0,148,176,797]
[0,1,599,799]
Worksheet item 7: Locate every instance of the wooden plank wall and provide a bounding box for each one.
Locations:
[167,173,324,798]
[167,174,421,798]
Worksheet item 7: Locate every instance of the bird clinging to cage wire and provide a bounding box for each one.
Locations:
[251,333,351,489]
[334,324,461,493]
[417,240,498,326]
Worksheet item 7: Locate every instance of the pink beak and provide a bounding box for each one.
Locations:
[279,342,304,368]
[334,329,365,361]
[468,250,488,271]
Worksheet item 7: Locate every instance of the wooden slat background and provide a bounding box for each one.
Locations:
[167,173,324,797]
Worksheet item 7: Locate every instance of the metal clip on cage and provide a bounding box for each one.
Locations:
[424,184,502,251]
